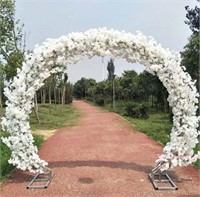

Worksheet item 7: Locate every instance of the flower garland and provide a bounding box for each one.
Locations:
[1,28,200,173]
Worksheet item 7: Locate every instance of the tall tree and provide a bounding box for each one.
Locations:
[0,0,25,80]
[107,58,115,81]
[107,58,115,110]
[183,0,199,83]
[182,1,200,114]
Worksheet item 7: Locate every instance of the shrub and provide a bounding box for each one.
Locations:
[124,102,149,119]
[0,132,44,180]
[95,97,105,106]
[0,132,14,179]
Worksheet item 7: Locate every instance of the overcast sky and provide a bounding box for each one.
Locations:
[15,0,198,83]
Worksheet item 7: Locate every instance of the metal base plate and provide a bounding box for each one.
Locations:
[27,168,54,189]
[149,172,178,190]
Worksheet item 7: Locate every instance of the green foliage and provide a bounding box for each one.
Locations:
[95,97,105,106]
[73,77,96,99]
[181,33,199,90]
[0,0,24,81]
[193,142,200,168]
[119,70,138,100]
[185,2,199,34]
[0,132,44,180]
[32,134,44,148]
[0,131,13,179]
[74,68,169,113]
[124,102,149,119]
[182,2,199,115]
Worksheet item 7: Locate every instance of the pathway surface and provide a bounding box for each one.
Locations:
[1,100,200,197]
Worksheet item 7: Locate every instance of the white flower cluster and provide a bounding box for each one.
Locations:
[1,28,199,173]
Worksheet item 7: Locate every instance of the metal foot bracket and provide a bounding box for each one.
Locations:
[149,163,178,190]
[27,167,55,189]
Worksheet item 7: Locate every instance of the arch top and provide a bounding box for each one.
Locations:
[1,28,200,173]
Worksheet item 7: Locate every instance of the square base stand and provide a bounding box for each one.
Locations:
[27,167,54,189]
[149,172,178,190]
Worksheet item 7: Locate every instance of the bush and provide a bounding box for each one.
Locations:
[33,134,44,148]
[0,132,44,180]
[124,102,149,119]
[95,97,105,106]
[0,132,14,179]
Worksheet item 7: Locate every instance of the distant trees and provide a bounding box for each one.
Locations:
[73,77,96,99]
[73,68,170,114]
[0,1,73,114]
[37,73,73,105]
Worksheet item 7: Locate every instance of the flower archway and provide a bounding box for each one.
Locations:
[1,28,200,173]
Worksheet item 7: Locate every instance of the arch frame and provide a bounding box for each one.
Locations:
[1,28,200,173]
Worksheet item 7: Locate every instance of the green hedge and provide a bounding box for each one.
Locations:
[124,102,149,119]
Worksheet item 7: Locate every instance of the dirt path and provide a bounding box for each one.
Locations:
[1,100,199,197]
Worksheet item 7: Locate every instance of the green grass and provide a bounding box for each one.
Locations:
[30,104,81,130]
[125,113,172,145]
[103,100,200,169]
[0,103,81,181]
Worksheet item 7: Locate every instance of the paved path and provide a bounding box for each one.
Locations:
[1,100,200,197]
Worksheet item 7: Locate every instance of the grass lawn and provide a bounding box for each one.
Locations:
[30,104,81,130]
[0,103,81,181]
[124,112,172,145]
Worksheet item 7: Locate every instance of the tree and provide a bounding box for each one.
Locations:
[185,1,199,34]
[120,70,138,101]
[183,1,199,85]
[182,1,200,114]
[0,0,25,81]
[181,34,199,87]
[107,58,115,80]
[73,77,96,99]
[61,73,68,106]
[107,58,115,110]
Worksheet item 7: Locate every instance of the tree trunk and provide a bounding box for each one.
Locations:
[112,79,115,111]
[62,86,66,106]
[33,93,40,124]
[54,88,57,104]
[151,95,154,108]
[42,88,46,104]
[58,89,61,105]
[40,89,43,104]
[49,86,51,105]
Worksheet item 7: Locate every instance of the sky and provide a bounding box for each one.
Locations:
[15,0,198,83]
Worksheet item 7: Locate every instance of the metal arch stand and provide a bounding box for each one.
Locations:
[27,166,55,189]
[148,163,178,190]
